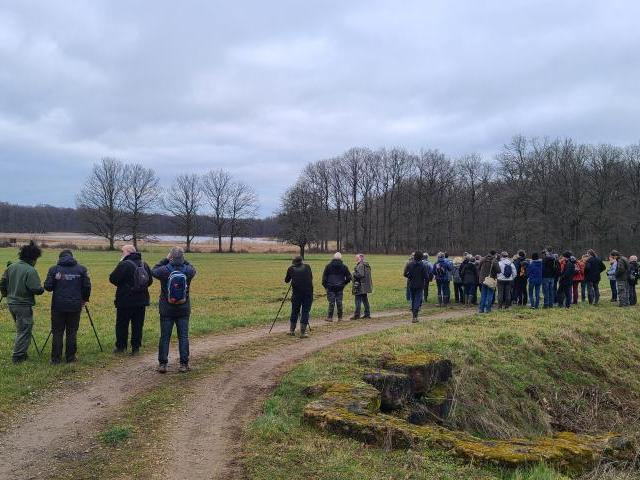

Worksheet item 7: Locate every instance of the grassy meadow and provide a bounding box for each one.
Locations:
[0,247,411,424]
[245,303,640,480]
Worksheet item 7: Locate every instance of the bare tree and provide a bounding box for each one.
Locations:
[164,174,202,252]
[76,157,126,250]
[278,182,321,258]
[202,169,233,253]
[122,164,160,249]
[227,182,259,252]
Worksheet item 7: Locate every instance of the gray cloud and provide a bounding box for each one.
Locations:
[1,1,639,215]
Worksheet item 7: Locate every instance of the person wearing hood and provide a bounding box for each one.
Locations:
[152,247,197,373]
[0,241,45,363]
[584,249,605,305]
[557,252,576,308]
[43,250,91,364]
[541,248,560,308]
[285,255,314,337]
[458,254,479,306]
[628,255,638,306]
[477,250,500,313]
[422,253,433,302]
[322,252,352,322]
[527,252,543,309]
[403,251,429,322]
[611,250,630,307]
[351,254,373,319]
[497,252,516,309]
[109,245,153,355]
[433,252,452,306]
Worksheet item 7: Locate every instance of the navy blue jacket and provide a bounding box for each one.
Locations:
[527,259,543,285]
[322,259,352,291]
[109,253,153,309]
[44,255,91,312]
[151,258,197,317]
[584,256,605,283]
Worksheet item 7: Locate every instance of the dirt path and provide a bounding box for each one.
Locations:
[159,310,469,480]
[0,309,419,480]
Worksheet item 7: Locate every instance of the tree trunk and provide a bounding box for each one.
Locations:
[299,243,305,258]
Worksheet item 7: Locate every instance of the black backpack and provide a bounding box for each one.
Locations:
[126,260,150,292]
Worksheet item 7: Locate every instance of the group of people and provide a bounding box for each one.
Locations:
[285,252,373,337]
[0,242,196,373]
[404,248,638,318]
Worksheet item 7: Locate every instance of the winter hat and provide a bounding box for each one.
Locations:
[334,252,342,260]
[532,252,539,260]
[414,251,424,261]
[292,256,303,265]
[518,250,526,258]
[489,250,496,256]
[59,249,73,258]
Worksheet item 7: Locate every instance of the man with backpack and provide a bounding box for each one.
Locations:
[0,241,45,363]
[497,252,516,308]
[108,245,153,355]
[152,247,196,373]
[611,250,631,307]
[433,252,452,306]
[322,252,351,322]
[43,250,91,364]
[285,256,314,337]
[404,251,430,322]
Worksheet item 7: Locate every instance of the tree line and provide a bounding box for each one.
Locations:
[277,136,640,257]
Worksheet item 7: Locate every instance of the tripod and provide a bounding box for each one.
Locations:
[41,304,104,354]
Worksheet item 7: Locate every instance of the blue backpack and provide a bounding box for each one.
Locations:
[435,262,448,281]
[503,263,513,278]
[166,265,188,305]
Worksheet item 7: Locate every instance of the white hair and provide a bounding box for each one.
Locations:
[334,252,342,260]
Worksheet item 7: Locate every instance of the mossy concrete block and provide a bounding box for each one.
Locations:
[362,371,413,411]
[381,352,453,394]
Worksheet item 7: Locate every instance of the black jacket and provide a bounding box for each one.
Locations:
[559,258,576,285]
[404,260,429,289]
[542,255,560,279]
[151,258,197,317]
[584,256,605,283]
[322,259,352,291]
[285,261,313,298]
[109,253,153,308]
[459,259,479,285]
[44,255,91,312]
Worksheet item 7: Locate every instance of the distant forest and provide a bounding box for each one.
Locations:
[0,202,280,238]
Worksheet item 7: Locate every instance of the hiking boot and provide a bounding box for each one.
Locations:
[112,347,126,355]
[349,314,360,320]
[288,322,296,336]
[325,317,333,322]
[337,315,343,322]
[50,358,61,365]
[411,316,419,323]
[66,356,77,363]
[179,363,190,373]
[130,348,140,356]
[300,325,309,338]
[362,314,371,319]
[157,363,167,374]
[12,355,27,364]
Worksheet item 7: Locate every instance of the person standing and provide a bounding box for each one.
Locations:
[512,251,529,306]
[527,252,543,309]
[433,252,452,306]
[557,252,576,308]
[109,245,153,355]
[422,253,433,303]
[404,251,430,322]
[452,261,464,304]
[285,256,314,337]
[322,252,351,322]
[351,254,373,319]
[478,250,500,314]
[607,258,618,302]
[610,250,630,307]
[43,250,91,364]
[152,247,196,373]
[541,248,559,308]
[584,249,605,305]
[628,255,639,306]
[497,252,516,309]
[0,241,45,363]
[459,254,478,306]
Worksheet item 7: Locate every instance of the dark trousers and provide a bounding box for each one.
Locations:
[630,283,637,306]
[51,310,81,361]
[354,294,370,316]
[497,281,512,307]
[409,288,424,316]
[542,278,555,307]
[453,282,463,303]
[436,281,450,302]
[291,294,313,327]
[587,281,600,304]
[610,279,618,301]
[158,315,190,365]
[528,282,541,308]
[513,278,527,305]
[115,306,146,351]
[558,283,572,308]
[327,288,344,318]
[423,282,430,302]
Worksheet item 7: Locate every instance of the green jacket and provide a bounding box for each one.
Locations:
[353,261,373,295]
[0,260,45,306]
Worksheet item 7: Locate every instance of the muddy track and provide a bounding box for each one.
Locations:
[158,310,469,480]
[0,309,425,480]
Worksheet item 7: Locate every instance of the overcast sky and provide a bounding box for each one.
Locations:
[1,1,639,216]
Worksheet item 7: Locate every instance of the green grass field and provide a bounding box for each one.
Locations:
[0,248,411,424]
[245,304,640,480]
